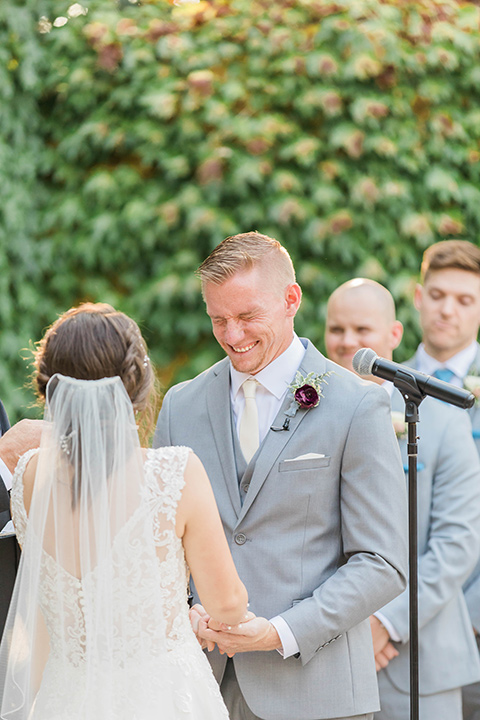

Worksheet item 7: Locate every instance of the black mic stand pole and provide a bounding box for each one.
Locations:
[391,369,427,720]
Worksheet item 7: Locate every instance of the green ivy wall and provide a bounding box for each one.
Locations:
[2,0,480,421]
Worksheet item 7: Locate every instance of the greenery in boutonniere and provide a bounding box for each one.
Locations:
[286,371,334,417]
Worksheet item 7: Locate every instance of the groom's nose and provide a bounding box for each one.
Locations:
[224,319,245,346]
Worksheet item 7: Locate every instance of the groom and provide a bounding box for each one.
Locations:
[0,399,16,640]
[0,415,43,639]
[154,232,408,720]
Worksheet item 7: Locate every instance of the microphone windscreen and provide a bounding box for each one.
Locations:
[352,347,377,376]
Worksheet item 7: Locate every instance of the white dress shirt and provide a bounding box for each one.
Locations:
[0,458,12,492]
[230,334,306,658]
[415,341,478,386]
[0,457,14,536]
[230,334,306,443]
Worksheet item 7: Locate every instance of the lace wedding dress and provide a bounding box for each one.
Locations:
[6,445,229,720]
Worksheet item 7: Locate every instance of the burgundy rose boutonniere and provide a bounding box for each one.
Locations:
[287,371,333,416]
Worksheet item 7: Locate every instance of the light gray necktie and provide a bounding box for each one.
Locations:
[239,378,259,463]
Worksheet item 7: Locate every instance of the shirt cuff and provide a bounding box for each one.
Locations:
[269,615,300,659]
[0,457,13,492]
[374,611,401,642]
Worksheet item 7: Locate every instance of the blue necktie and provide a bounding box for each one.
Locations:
[433,368,455,384]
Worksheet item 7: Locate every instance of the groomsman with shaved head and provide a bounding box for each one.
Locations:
[325,278,480,720]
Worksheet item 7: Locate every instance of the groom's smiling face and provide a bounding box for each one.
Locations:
[204,266,301,374]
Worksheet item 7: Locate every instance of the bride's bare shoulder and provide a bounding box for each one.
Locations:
[20,451,39,514]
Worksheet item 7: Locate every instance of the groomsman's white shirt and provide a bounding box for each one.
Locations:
[230,333,306,658]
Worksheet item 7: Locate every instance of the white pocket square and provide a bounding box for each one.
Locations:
[284,453,326,462]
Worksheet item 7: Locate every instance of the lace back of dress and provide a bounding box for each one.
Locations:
[0,375,181,720]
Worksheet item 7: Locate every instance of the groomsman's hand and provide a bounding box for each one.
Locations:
[374,641,399,672]
[198,616,281,656]
[0,420,45,473]
[369,615,398,671]
[369,615,389,654]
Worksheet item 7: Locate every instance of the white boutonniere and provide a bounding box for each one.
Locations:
[391,411,407,439]
[464,374,480,404]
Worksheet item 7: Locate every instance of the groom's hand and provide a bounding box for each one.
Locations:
[198,616,281,656]
[0,420,45,473]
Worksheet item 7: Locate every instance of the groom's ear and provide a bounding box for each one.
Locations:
[285,283,302,317]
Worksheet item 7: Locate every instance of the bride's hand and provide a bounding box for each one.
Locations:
[208,610,256,632]
[189,604,215,651]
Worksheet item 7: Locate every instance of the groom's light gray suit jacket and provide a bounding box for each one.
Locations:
[154,340,408,720]
[379,391,480,697]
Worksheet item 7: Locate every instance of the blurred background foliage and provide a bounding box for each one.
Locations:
[2,0,480,421]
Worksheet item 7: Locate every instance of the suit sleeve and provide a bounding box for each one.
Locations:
[280,387,409,665]
[152,390,173,449]
[380,408,480,642]
[464,558,480,632]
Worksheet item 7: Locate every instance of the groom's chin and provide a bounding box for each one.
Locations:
[227,348,262,374]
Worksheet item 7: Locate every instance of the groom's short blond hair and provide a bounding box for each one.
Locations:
[197,231,296,294]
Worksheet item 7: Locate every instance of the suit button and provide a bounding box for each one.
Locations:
[235,533,247,545]
[243,484,250,492]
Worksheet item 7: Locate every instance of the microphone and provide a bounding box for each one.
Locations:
[352,348,475,410]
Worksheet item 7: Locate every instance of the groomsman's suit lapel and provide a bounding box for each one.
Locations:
[465,344,480,440]
[466,343,480,375]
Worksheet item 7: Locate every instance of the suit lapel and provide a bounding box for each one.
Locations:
[206,360,242,516]
[466,344,480,428]
[237,341,328,521]
[0,400,9,436]
[467,344,480,375]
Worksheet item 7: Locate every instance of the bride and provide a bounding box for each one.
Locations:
[0,303,248,719]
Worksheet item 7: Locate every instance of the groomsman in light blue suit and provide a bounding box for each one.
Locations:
[408,240,480,719]
[154,232,408,720]
[325,278,480,720]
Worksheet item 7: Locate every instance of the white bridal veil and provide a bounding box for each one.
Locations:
[0,374,177,719]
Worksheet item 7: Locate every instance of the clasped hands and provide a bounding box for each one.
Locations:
[189,604,281,657]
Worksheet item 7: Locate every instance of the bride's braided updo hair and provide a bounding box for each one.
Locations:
[34,303,154,418]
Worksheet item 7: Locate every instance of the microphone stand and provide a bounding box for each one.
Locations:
[391,369,426,720]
